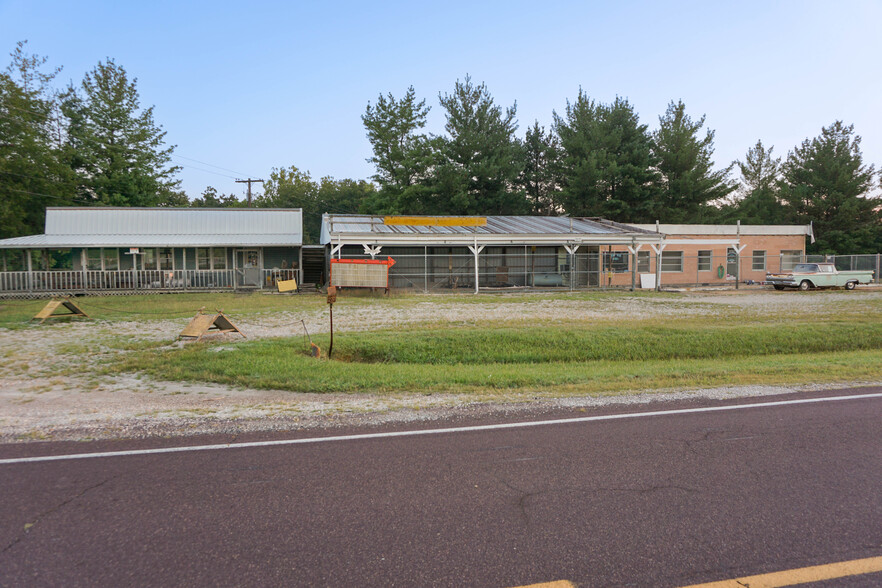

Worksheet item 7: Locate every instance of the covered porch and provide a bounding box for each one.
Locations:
[0,207,304,296]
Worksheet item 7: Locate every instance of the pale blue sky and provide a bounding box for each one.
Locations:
[2,0,880,200]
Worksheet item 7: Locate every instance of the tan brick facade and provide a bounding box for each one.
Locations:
[603,227,809,288]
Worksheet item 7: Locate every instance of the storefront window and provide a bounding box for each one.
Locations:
[143,248,157,270]
[104,249,119,271]
[212,248,226,270]
[86,249,102,270]
[159,248,173,270]
[197,248,211,270]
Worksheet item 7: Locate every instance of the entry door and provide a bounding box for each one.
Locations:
[727,248,738,277]
[235,249,261,287]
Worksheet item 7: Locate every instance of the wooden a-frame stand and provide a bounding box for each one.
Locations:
[32,297,89,325]
[179,308,245,341]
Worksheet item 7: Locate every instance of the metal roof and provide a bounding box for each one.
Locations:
[321,214,657,244]
[632,224,814,237]
[0,207,303,249]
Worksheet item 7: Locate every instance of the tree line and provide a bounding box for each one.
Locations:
[2,42,880,253]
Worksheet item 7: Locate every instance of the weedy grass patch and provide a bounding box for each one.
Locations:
[115,322,882,394]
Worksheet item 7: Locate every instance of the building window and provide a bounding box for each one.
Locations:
[697,250,712,272]
[637,250,650,273]
[104,249,119,271]
[143,248,157,270]
[752,250,766,271]
[603,251,629,273]
[212,248,227,270]
[159,248,174,271]
[86,249,102,270]
[197,248,211,270]
[781,250,802,271]
[661,251,684,272]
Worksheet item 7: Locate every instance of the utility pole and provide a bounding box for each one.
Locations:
[235,178,264,207]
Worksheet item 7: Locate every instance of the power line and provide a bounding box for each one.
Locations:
[172,155,258,178]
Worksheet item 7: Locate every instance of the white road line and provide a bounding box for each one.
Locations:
[2,392,881,466]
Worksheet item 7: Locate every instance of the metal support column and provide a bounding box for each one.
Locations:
[469,239,485,295]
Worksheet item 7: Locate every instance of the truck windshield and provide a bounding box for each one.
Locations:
[793,264,818,272]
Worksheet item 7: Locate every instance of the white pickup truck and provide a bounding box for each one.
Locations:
[766,263,874,291]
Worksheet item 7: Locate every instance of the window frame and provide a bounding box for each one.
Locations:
[660,250,684,273]
[752,250,766,271]
[697,250,712,272]
[637,250,650,273]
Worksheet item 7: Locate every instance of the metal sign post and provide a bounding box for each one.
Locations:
[327,286,337,359]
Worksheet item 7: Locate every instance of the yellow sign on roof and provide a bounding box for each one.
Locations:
[384,216,487,227]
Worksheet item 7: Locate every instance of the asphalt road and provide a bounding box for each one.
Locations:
[2,387,882,587]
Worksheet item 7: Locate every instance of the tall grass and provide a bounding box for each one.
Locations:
[116,323,882,394]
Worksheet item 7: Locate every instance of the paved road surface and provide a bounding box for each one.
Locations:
[2,387,881,587]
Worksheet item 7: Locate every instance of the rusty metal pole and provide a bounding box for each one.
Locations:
[327,286,337,359]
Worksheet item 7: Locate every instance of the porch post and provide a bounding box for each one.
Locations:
[424,246,428,293]
[27,249,33,294]
[469,237,484,295]
[651,243,666,292]
[182,248,187,290]
[627,240,643,292]
[564,245,580,291]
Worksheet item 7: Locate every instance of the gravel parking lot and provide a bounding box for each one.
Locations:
[2,288,880,442]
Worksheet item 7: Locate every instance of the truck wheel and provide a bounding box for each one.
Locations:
[773,285,785,290]
[845,281,856,290]
[798,280,812,291]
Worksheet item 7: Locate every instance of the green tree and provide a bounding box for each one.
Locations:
[257,166,374,243]
[518,121,562,215]
[361,87,435,213]
[0,41,75,238]
[62,58,182,207]
[554,92,659,222]
[779,121,880,254]
[720,140,788,224]
[190,186,242,208]
[652,100,734,223]
[434,76,527,215]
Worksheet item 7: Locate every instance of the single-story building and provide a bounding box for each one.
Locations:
[320,214,665,292]
[606,222,815,288]
[0,207,303,294]
[320,214,816,291]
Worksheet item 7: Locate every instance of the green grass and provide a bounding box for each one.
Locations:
[5,289,882,398]
[115,322,882,394]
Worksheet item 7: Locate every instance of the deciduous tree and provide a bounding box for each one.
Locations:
[0,41,75,238]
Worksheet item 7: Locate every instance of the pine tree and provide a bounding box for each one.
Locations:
[652,100,734,222]
[554,92,658,222]
[434,76,527,215]
[519,121,563,215]
[361,87,435,213]
[62,59,182,207]
[721,140,788,224]
[779,121,880,253]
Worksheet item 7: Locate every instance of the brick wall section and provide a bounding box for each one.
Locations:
[605,233,806,287]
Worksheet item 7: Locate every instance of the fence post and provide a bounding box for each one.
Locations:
[877,253,881,284]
